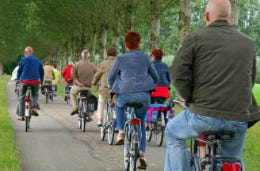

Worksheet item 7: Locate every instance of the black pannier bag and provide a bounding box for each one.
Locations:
[87,94,98,112]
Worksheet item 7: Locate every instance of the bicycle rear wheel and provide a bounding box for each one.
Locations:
[107,123,115,145]
[129,131,138,171]
[81,102,86,132]
[25,117,30,132]
[124,123,130,170]
[100,106,107,140]
[155,125,164,146]
[146,124,152,142]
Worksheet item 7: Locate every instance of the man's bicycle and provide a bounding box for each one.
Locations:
[100,99,117,145]
[24,87,32,132]
[77,91,97,132]
[42,81,54,103]
[123,102,142,171]
[64,79,73,105]
[190,131,241,171]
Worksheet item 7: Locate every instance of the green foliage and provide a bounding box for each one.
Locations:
[256,57,260,83]
[0,75,21,171]
[0,0,259,71]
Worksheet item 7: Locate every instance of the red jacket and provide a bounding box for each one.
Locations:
[62,64,73,83]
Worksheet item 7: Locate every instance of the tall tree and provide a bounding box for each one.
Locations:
[150,0,161,49]
[179,0,191,43]
[230,0,239,27]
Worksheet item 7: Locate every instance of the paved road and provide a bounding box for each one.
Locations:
[7,81,166,171]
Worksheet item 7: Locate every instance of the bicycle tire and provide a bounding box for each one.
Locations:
[124,122,130,170]
[81,117,86,132]
[108,104,116,144]
[78,117,82,129]
[45,93,48,104]
[25,117,30,132]
[50,93,53,102]
[80,101,86,132]
[101,106,107,140]
[155,124,164,146]
[129,131,138,171]
[107,123,115,145]
[146,124,152,142]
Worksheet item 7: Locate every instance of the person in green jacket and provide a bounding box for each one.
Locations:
[164,0,260,170]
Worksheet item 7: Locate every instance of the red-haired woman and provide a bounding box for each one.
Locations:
[109,31,158,169]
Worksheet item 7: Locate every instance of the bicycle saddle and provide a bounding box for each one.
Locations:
[79,90,88,97]
[202,131,235,142]
[125,102,143,108]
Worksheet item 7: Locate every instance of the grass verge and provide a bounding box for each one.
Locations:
[253,84,260,106]
[0,75,21,171]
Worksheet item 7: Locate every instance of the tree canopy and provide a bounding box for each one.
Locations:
[0,0,259,74]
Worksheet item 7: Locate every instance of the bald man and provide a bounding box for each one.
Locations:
[165,0,260,170]
[17,46,44,121]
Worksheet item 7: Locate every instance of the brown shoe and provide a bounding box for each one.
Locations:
[17,116,25,121]
[70,108,78,115]
[115,133,125,145]
[31,109,39,116]
[138,155,147,170]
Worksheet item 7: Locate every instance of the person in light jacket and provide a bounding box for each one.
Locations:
[92,47,118,126]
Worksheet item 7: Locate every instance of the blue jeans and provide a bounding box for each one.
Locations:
[115,92,150,153]
[16,83,39,116]
[164,109,248,171]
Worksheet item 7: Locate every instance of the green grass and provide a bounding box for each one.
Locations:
[244,122,260,170]
[253,84,260,106]
[0,75,21,171]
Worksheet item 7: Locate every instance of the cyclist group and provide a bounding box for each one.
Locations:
[14,0,260,170]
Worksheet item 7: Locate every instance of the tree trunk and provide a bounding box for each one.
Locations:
[90,31,97,58]
[229,0,239,28]
[80,29,86,51]
[99,25,107,63]
[0,61,3,76]
[179,0,191,44]
[112,9,120,48]
[123,0,134,33]
[176,0,191,100]
[150,0,161,50]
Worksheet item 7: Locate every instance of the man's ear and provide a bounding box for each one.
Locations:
[205,12,210,24]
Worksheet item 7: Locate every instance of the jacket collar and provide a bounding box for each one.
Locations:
[208,20,231,27]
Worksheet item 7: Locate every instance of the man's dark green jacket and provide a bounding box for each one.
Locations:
[170,20,260,122]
